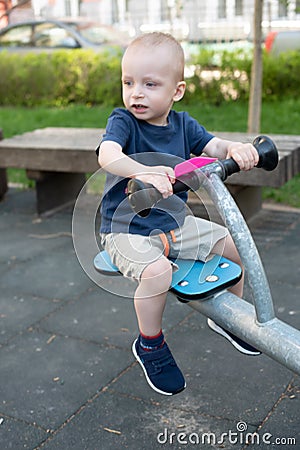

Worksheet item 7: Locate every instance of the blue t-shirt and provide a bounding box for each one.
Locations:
[97,108,214,236]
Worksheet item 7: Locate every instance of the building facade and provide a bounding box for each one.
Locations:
[4,0,300,41]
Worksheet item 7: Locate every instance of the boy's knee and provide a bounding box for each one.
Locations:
[142,258,172,284]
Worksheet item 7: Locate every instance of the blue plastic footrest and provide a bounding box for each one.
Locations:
[170,255,242,301]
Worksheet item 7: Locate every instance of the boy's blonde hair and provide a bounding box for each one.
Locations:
[126,32,185,81]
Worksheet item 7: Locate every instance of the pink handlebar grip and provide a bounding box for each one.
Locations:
[174,157,217,178]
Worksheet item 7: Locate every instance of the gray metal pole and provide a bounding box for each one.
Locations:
[187,291,300,376]
[202,172,275,323]
[186,168,300,375]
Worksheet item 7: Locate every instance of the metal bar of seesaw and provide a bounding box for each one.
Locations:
[186,291,300,376]
[201,172,275,324]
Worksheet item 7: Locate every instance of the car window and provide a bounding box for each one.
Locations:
[34,23,79,48]
[68,22,125,45]
[77,25,108,44]
[0,25,33,47]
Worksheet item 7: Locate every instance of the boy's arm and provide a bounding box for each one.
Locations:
[98,140,175,199]
[204,137,259,171]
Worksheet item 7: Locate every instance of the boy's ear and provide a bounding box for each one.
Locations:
[173,81,186,102]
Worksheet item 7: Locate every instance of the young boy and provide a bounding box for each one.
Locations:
[97,32,260,396]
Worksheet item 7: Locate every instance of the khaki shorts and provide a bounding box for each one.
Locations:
[100,215,228,281]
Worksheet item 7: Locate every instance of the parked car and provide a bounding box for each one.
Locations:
[265,30,300,56]
[0,18,130,53]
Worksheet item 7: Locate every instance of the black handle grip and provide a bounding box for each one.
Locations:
[254,135,278,171]
[127,135,278,216]
[219,135,278,179]
[221,158,240,178]
[127,170,201,217]
[126,179,161,217]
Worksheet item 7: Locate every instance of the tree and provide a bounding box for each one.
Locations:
[247,0,263,133]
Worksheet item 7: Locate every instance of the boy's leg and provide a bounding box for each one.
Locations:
[134,258,172,336]
[101,233,186,395]
[132,258,186,395]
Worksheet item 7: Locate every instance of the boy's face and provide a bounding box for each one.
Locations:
[121,45,185,126]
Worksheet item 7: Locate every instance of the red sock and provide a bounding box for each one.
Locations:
[139,330,164,351]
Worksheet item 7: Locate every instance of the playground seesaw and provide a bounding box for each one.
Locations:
[94,136,300,375]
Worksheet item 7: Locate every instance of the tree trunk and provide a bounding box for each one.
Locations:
[247,0,264,134]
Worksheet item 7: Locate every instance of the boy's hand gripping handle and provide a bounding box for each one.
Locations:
[127,135,278,217]
[126,170,201,217]
[221,135,278,178]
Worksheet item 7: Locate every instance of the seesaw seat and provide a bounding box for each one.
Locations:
[93,251,242,302]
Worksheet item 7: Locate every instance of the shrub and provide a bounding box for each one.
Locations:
[0,50,122,107]
[262,50,300,101]
[86,52,121,106]
[186,47,300,105]
[0,48,299,107]
[0,52,56,106]
[185,48,252,105]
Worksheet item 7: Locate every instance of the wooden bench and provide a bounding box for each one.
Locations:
[0,127,299,218]
[0,127,101,214]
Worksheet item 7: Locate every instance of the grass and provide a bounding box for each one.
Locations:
[1,99,300,207]
[0,104,112,138]
[1,99,300,138]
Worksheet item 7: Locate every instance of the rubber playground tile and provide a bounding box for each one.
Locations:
[105,312,297,427]
[0,289,61,345]
[37,389,257,450]
[250,208,300,250]
[38,290,189,349]
[172,317,297,424]
[0,244,92,301]
[256,375,300,446]
[269,282,300,329]
[0,415,48,450]
[261,248,300,287]
[256,215,300,286]
[0,214,72,264]
[0,189,37,215]
[0,329,131,430]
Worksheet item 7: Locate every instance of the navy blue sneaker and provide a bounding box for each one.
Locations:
[207,319,261,356]
[132,337,186,396]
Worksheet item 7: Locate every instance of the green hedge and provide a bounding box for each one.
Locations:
[186,48,300,104]
[0,48,299,107]
[0,50,122,107]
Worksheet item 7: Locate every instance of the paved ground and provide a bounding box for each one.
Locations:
[0,188,299,450]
